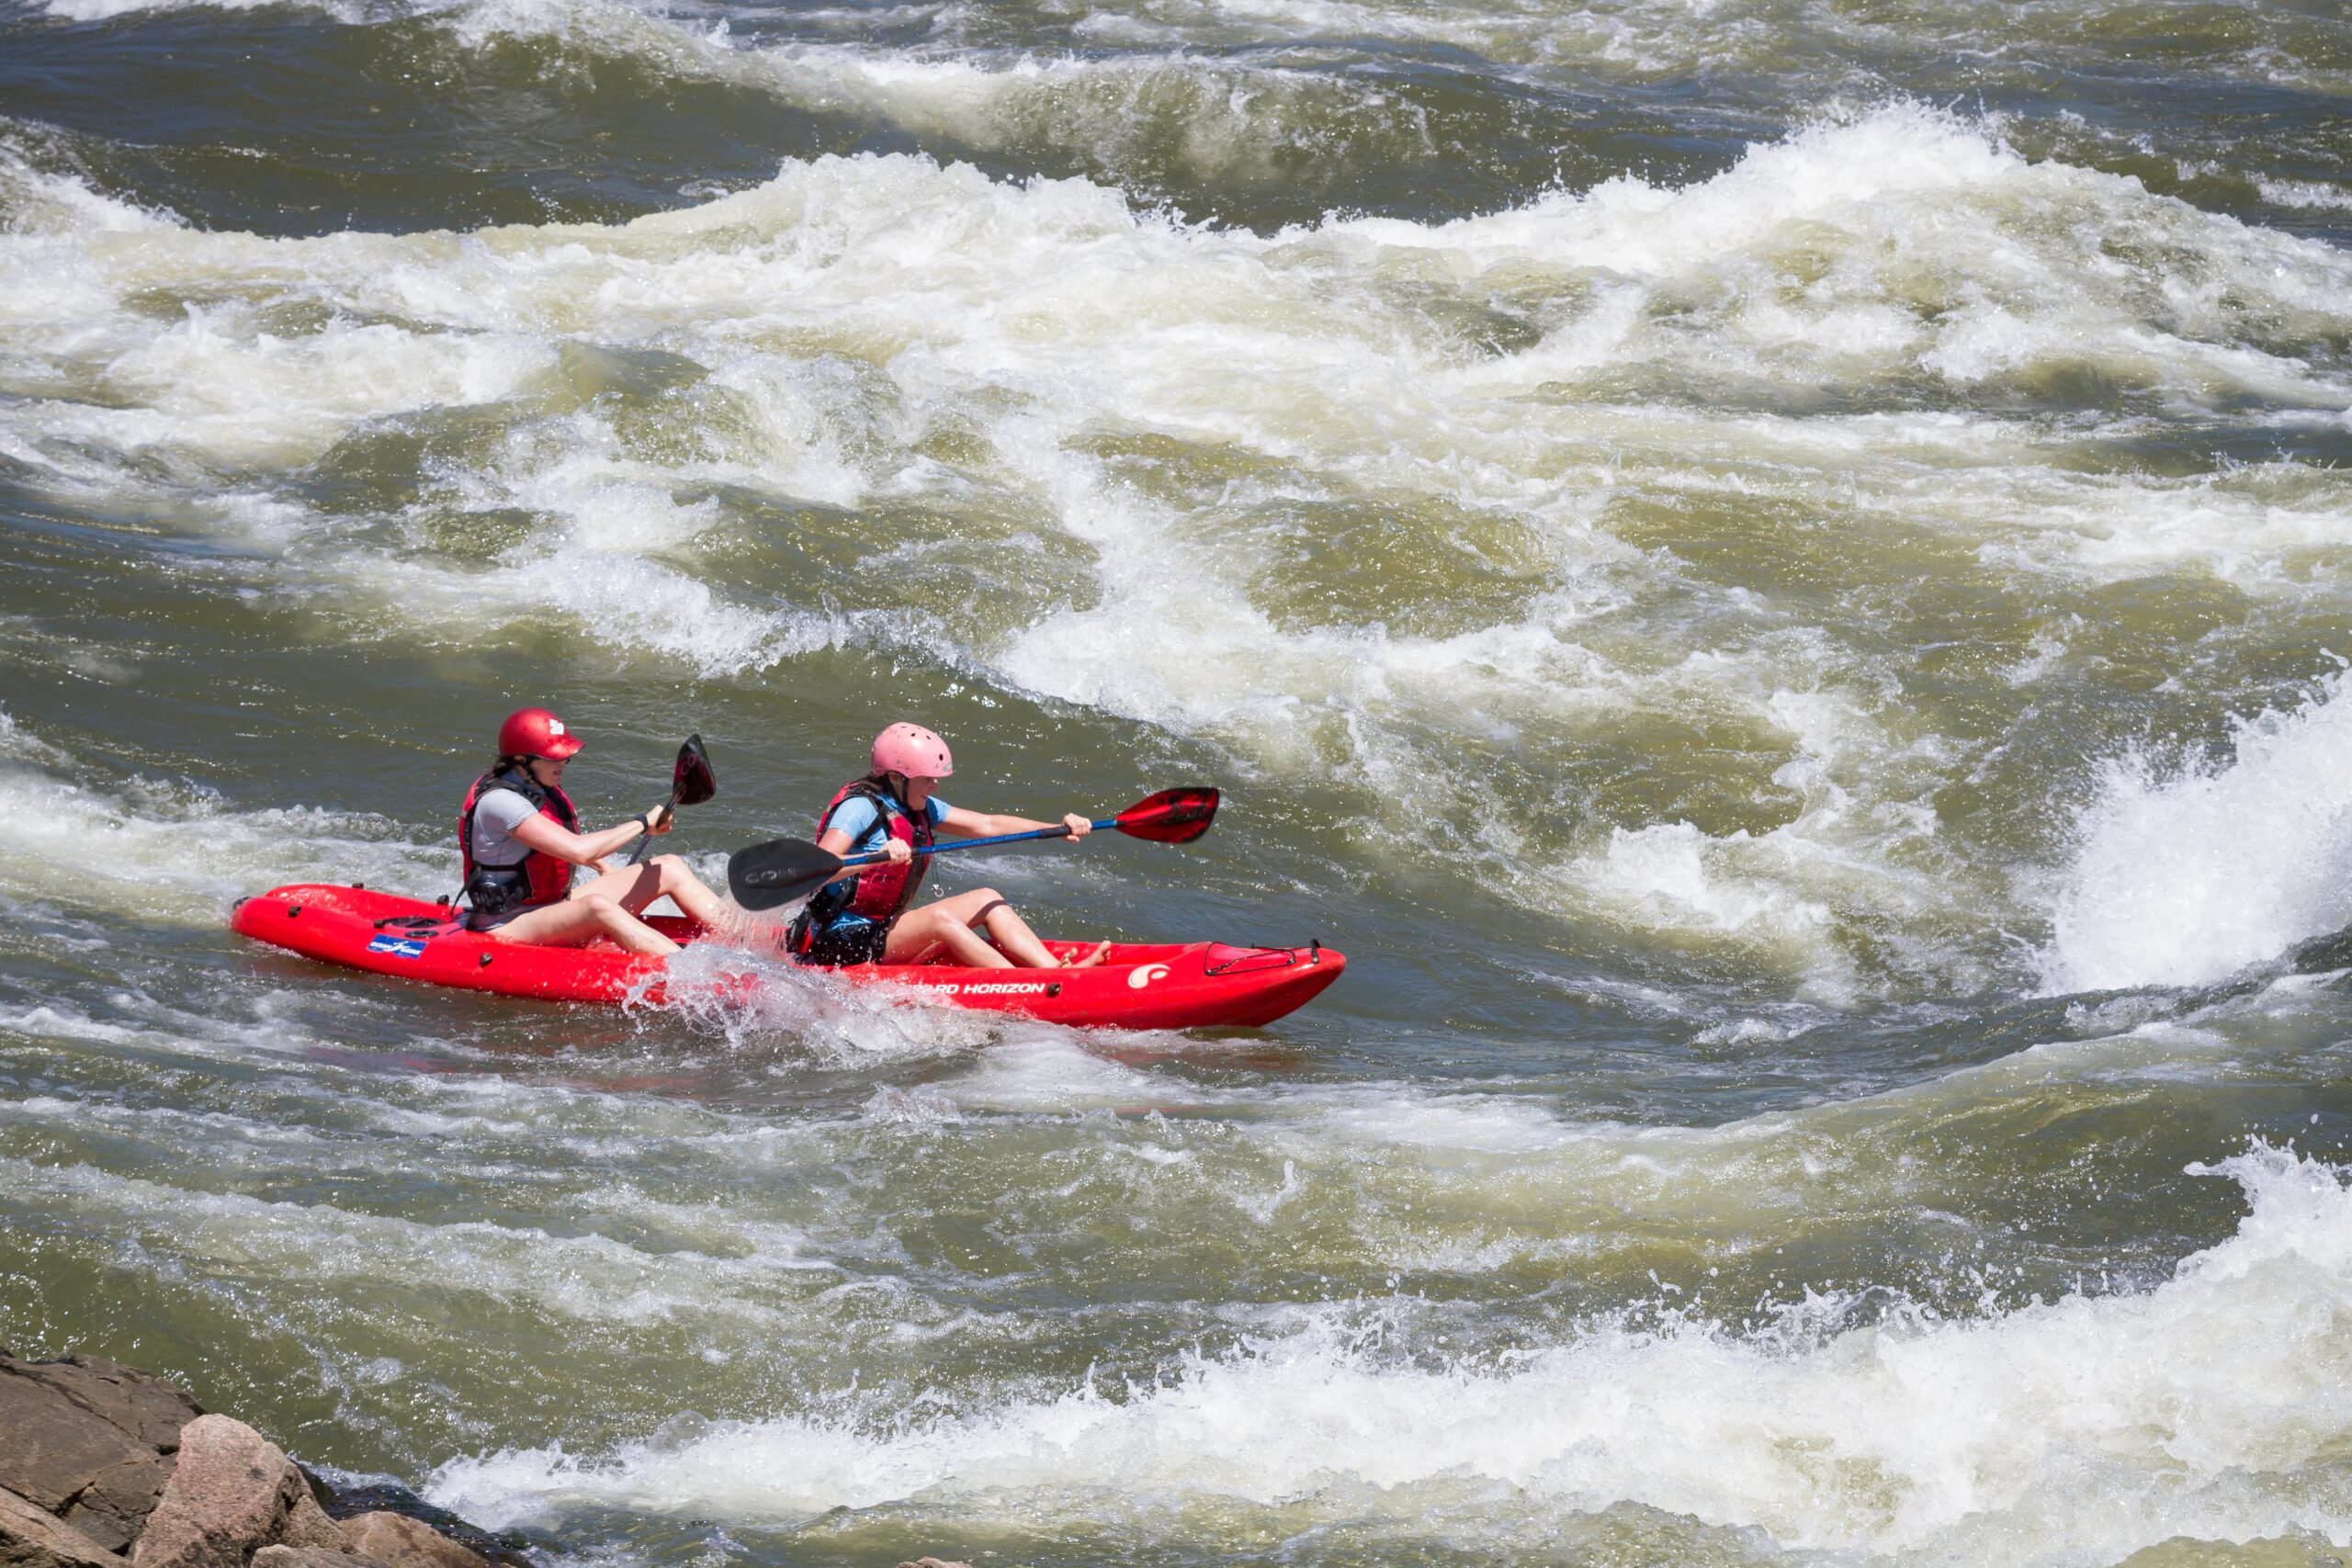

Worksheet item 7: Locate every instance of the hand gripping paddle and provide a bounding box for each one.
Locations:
[624,734,718,867]
[727,786,1219,912]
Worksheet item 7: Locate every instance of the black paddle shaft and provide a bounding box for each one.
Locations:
[625,735,717,867]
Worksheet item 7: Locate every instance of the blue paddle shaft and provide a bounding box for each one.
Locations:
[836,818,1114,868]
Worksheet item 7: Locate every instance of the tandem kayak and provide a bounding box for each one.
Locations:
[229,885,1345,1030]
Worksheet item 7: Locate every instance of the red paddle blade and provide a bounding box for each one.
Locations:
[1114,787,1219,843]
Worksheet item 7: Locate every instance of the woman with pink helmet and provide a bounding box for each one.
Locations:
[786,722,1110,969]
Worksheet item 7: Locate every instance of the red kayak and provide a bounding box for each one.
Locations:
[230,885,1345,1030]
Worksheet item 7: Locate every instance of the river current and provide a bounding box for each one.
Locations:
[4,0,2352,1562]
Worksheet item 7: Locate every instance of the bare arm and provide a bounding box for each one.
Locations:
[511,807,662,868]
[816,825,898,883]
[935,805,1092,840]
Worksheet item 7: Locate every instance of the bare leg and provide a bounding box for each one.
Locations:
[970,897,1066,969]
[975,901,1110,967]
[573,856,730,933]
[489,893,679,956]
[880,889,1101,970]
[883,893,1016,968]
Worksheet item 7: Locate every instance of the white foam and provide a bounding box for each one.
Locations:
[0,739,447,925]
[0,1153,820,1329]
[40,0,354,19]
[0,1003,144,1047]
[2041,674,2352,994]
[95,309,550,470]
[428,1145,2352,1565]
[0,144,173,241]
[2259,178,2352,213]
[435,0,1436,190]
[1311,1089,1589,1156]
[651,937,1020,1064]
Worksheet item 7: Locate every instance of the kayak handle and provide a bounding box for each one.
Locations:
[373,915,458,932]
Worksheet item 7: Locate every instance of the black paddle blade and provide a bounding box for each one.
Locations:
[1114,787,1219,843]
[673,734,717,807]
[727,838,845,911]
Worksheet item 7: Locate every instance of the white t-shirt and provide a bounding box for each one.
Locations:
[470,788,546,866]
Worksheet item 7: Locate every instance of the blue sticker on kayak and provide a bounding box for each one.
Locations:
[367,935,429,959]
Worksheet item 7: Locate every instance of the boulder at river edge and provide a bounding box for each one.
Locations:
[0,1351,520,1568]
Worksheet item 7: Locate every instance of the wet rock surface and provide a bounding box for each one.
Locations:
[2,1483,123,1568]
[0,1355,196,1553]
[334,1516,485,1568]
[0,1352,527,1568]
[130,1415,321,1568]
[310,1489,522,1568]
[250,1551,379,1568]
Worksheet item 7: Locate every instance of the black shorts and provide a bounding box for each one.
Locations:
[794,917,890,967]
[464,899,548,932]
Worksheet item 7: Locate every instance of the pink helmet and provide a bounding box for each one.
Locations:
[872,722,954,780]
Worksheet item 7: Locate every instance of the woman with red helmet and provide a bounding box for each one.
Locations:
[459,707,728,956]
[787,722,1111,969]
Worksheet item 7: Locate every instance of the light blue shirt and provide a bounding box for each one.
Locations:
[818,793,948,933]
[826,793,947,855]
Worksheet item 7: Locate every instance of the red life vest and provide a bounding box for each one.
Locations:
[805,778,933,928]
[458,765,581,919]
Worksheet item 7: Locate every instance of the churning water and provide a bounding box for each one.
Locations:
[4,0,2352,1562]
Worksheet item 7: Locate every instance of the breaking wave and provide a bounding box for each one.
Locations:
[430,1145,2352,1564]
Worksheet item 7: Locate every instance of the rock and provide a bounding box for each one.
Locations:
[273,1495,345,1556]
[0,1352,202,1553]
[338,1515,488,1568]
[130,1416,307,1568]
[0,1351,526,1568]
[56,1461,169,1557]
[0,1399,164,1551]
[311,1488,526,1568]
[0,1372,162,1517]
[0,1484,119,1568]
[251,1551,382,1568]
[3,1358,203,1453]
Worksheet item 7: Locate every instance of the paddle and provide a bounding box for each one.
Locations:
[623,734,718,867]
[727,786,1220,911]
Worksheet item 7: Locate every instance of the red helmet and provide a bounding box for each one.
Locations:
[498,707,584,761]
[871,722,953,780]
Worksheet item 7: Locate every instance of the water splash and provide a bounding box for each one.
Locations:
[2041,674,2352,995]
